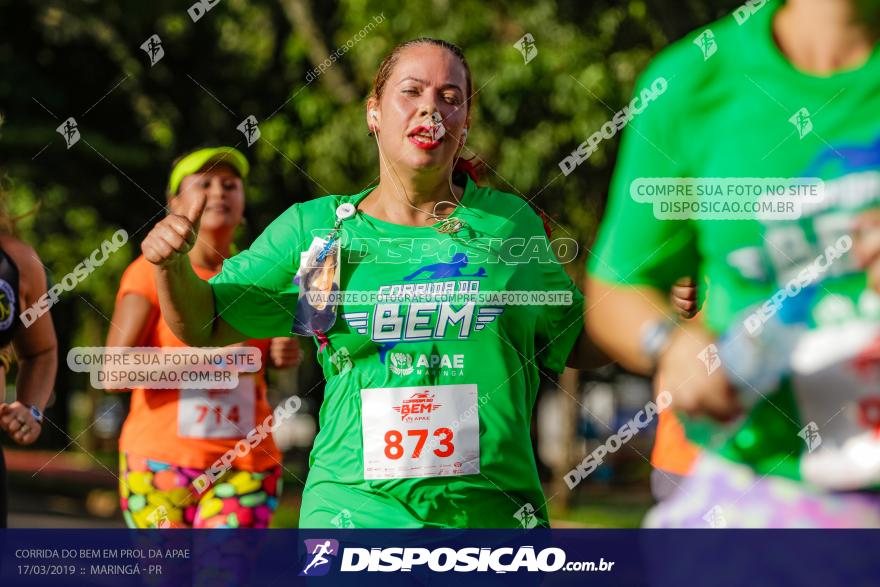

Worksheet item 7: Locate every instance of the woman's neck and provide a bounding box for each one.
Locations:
[363,168,464,227]
[774,0,875,74]
[188,231,233,272]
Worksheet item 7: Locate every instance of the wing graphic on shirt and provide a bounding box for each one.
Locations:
[474,306,504,331]
[342,311,369,334]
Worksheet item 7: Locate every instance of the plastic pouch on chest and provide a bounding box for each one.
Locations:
[293,237,341,336]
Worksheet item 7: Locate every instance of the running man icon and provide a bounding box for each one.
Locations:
[56,117,80,148]
[403,253,486,281]
[300,539,339,577]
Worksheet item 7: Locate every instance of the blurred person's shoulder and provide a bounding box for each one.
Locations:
[638,5,772,100]
[117,254,159,304]
[121,254,154,282]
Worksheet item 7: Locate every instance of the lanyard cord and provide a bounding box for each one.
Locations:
[368,115,468,234]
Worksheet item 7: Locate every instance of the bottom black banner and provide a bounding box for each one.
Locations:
[0,529,875,586]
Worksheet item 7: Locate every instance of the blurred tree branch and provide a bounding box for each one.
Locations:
[280,0,358,104]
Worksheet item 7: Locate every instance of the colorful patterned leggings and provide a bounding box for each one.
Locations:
[119,452,282,528]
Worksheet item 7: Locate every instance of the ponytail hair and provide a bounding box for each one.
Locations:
[453,156,483,184]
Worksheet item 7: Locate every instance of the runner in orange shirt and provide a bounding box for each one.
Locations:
[107,147,300,528]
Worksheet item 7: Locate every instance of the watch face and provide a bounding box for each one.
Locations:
[29,406,42,422]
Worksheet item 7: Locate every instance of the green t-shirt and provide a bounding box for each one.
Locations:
[590,0,880,483]
[210,176,584,527]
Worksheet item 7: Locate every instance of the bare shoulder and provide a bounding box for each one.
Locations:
[0,234,47,304]
[0,233,39,263]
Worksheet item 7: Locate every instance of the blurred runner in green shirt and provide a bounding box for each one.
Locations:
[587,0,880,526]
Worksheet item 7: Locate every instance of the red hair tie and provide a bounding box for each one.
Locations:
[538,209,552,239]
[453,158,480,183]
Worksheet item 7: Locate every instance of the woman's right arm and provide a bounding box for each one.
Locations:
[141,193,245,347]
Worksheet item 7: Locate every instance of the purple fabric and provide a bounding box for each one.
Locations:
[645,454,880,528]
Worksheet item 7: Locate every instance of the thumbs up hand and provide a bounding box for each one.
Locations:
[142,193,207,267]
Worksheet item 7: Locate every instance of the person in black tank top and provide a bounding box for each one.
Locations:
[0,233,58,528]
[0,246,21,349]
[0,245,18,528]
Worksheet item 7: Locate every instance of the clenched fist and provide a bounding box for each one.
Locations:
[0,402,42,445]
[657,322,740,422]
[670,276,699,319]
[142,193,206,267]
[269,337,302,369]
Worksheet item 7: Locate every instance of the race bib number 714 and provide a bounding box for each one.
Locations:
[361,384,479,480]
[178,375,256,439]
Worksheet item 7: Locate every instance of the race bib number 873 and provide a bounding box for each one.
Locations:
[361,384,479,480]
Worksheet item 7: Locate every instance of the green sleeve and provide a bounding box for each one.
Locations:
[587,62,699,291]
[209,204,304,339]
[536,262,585,374]
[529,213,585,373]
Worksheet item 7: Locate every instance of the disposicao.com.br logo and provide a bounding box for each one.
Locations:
[299,540,614,575]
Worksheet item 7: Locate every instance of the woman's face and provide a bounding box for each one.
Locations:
[369,44,469,174]
[173,163,244,231]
